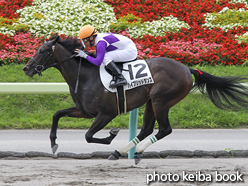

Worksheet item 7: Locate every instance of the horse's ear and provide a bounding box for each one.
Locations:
[50,34,60,45]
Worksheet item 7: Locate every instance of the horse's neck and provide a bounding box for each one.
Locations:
[55,49,97,91]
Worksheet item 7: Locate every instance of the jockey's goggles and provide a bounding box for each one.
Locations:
[82,38,89,43]
[81,35,96,47]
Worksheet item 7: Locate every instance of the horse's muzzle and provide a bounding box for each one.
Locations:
[23,64,35,77]
[23,66,28,72]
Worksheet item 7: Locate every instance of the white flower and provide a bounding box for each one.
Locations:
[127,15,190,38]
[12,0,117,38]
[203,7,248,32]
[228,0,248,7]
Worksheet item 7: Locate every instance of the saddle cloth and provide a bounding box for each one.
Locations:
[99,59,154,93]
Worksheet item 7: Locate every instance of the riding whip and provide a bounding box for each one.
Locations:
[75,58,81,93]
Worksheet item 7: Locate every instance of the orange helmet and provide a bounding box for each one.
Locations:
[78,25,98,39]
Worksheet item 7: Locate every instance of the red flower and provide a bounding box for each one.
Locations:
[0,0,33,19]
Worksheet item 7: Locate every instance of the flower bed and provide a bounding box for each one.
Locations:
[105,0,248,65]
[203,7,248,31]
[0,32,44,64]
[0,0,248,66]
[15,0,116,38]
[0,0,33,19]
[104,0,247,25]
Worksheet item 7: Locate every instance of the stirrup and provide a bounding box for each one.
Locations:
[109,79,127,88]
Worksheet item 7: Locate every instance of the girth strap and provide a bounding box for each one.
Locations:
[116,83,127,115]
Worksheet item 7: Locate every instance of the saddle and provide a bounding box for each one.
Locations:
[104,59,137,76]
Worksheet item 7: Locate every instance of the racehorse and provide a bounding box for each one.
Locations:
[23,35,248,164]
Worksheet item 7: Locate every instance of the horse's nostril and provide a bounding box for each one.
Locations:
[23,66,28,71]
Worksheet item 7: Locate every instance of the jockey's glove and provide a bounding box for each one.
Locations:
[75,49,88,59]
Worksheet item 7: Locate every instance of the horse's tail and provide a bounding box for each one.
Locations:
[189,68,248,110]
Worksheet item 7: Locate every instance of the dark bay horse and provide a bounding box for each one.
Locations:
[23,35,248,164]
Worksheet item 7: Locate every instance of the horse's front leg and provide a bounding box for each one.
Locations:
[85,112,119,144]
[50,107,92,154]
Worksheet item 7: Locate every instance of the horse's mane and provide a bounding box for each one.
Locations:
[48,35,95,58]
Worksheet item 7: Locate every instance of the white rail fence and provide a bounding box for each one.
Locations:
[0,82,247,94]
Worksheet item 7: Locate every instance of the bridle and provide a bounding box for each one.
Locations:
[31,38,81,93]
[31,40,76,76]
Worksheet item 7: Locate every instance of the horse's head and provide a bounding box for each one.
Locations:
[23,34,60,77]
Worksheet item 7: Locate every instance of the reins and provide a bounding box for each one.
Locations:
[47,53,76,68]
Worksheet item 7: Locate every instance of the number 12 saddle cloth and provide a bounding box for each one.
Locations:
[99,59,154,115]
[100,59,154,93]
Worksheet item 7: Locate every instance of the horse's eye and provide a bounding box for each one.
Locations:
[40,49,44,54]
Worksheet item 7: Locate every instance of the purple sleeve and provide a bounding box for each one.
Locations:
[86,41,107,66]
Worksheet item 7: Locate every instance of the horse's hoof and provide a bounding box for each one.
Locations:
[52,144,58,154]
[134,152,143,165]
[52,154,58,159]
[110,128,120,136]
[135,158,142,165]
[108,154,119,160]
[108,150,120,160]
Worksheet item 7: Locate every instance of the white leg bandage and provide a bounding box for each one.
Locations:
[136,136,157,153]
[117,137,140,155]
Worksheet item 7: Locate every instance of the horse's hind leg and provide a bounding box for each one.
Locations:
[108,100,156,160]
[136,99,156,141]
[134,105,171,164]
[50,107,92,154]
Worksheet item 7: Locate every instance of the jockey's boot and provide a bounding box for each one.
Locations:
[106,61,127,88]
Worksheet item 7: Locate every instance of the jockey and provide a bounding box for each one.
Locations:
[75,25,138,88]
